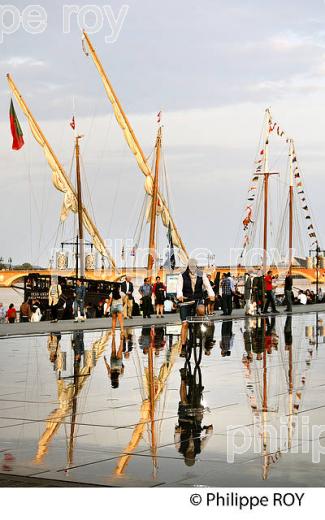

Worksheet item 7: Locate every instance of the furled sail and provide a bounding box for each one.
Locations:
[82,31,188,264]
[7,73,116,268]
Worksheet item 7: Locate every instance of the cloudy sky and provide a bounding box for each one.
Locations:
[1,0,325,266]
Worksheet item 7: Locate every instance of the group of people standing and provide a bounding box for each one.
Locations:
[243,269,293,315]
[0,300,42,324]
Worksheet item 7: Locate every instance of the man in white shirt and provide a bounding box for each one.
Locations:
[177,258,215,351]
[164,298,174,313]
[298,290,307,305]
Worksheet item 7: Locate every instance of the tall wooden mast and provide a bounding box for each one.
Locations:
[288,139,294,273]
[263,111,270,271]
[75,135,85,278]
[147,127,162,280]
[258,109,278,271]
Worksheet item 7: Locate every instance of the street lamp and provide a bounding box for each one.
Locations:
[208,253,215,268]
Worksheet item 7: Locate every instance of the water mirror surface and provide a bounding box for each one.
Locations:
[0,313,324,487]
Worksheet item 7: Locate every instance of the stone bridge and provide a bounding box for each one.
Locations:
[0,265,324,288]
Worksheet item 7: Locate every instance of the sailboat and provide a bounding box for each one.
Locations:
[239,108,320,273]
[7,74,115,270]
[7,74,124,313]
[81,31,189,276]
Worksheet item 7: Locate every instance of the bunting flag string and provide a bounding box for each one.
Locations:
[291,140,320,249]
[240,111,320,258]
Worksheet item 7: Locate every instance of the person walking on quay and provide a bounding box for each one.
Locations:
[153,275,166,318]
[121,276,134,319]
[0,303,5,323]
[48,277,62,323]
[252,270,264,315]
[176,258,215,354]
[244,272,252,315]
[73,279,86,322]
[221,273,233,316]
[284,271,293,313]
[19,299,31,323]
[139,278,153,318]
[107,283,125,335]
[6,304,17,323]
[263,270,279,314]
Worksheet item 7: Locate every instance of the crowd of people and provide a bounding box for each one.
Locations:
[0,274,172,330]
[1,263,324,327]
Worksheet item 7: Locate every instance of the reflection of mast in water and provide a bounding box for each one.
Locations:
[241,315,317,480]
[67,331,84,470]
[114,328,180,477]
[284,316,293,449]
[34,330,111,464]
[148,327,157,478]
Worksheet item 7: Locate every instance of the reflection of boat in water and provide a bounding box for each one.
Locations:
[34,330,111,466]
[241,315,316,480]
[114,326,180,478]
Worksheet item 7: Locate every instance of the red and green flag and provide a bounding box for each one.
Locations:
[9,99,24,150]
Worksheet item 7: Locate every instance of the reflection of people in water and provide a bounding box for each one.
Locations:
[241,319,258,411]
[153,327,166,356]
[219,320,234,357]
[104,335,124,388]
[175,362,213,465]
[139,327,150,355]
[284,315,292,349]
[122,328,134,359]
[72,330,85,363]
[251,317,265,360]
[47,332,62,366]
[265,316,278,353]
[242,318,254,363]
[193,320,215,356]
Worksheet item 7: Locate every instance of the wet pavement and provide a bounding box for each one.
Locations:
[0,312,324,487]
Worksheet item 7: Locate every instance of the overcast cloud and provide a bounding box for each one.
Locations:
[1,0,325,266]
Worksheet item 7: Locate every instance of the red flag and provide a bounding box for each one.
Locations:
[9,99,24,150]
[70,116,75,130]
